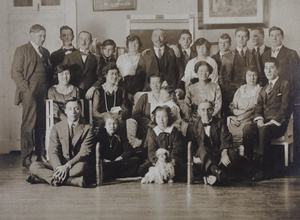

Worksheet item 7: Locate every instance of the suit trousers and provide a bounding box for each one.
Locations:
[243,122,287,171]
[21,76,47,159]
[30,161,89,185]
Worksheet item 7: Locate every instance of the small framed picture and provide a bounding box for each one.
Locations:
[93,0,137,11]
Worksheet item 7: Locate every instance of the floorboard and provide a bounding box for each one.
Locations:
[1,153,300,220]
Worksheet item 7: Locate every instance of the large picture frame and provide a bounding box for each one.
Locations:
[198,0,270,29]
[93,0,136,11]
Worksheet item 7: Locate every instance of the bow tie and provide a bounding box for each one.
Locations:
[203,122,212,127]
[80,51,89,56]
[272,48,280,53]
[63,48,74,53]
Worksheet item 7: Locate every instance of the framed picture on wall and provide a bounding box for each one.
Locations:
[198,0,270,29]
[93,0,136,11]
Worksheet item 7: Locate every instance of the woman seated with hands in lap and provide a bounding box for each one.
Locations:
[227,66,262,148]
[48,63,80,123]
[92,62,129,129]
[184,61,222,119]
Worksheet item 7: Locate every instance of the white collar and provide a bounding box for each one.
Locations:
[255,44,265,53]
[63,45,75,50]
[153,125,174,136]
[102,83,118,94]
[68,119,79,128]
[269,76,279,86]
[237,47,247,53]
[182,47,191,54]
[272,45,283,51]
[79,48,89,55]
[219,51,229,57]
[154,46,164,52]
[30,41,40,50]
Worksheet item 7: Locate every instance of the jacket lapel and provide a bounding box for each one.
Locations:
[74,50,85,71]
[28,42,37,68]
[83,54,93,75]
[61,120,70,155]
[266,79,281,103]
[72,121,84,147]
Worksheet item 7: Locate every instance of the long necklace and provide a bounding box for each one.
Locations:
[104,89,116,112]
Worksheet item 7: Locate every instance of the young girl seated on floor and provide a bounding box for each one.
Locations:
[98,114,139,180]
[138,106,186,179]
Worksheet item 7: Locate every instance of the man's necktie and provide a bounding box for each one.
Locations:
[38,46,51,71]
[257,47,260,55]
[63,48,74,53]
[266,82,273,94]
[240,49,245,60]
[69,124,75,139]
[158,48,162,59]
[183,50,189,64]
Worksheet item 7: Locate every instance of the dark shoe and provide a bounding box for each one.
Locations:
[22,156,32,169]
[51,179,62,187]
[25,173,45,184]
[65,176,87,188]
[252,170,264,181]
[215,169,230,185]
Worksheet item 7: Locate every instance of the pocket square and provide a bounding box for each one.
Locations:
[276,93,282,96]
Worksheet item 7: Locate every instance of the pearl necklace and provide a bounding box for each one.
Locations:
[104,89,116,112]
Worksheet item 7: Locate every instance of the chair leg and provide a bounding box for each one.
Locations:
[96,142,103,186]
[290,143,294,163]
[284,143,288,167]
[187,142,193,184]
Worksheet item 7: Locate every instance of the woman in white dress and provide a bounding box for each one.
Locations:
[227,66,262,146]
[117,34,144,99]
[180,37,219,90]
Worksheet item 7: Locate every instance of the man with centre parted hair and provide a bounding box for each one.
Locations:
[50,25,76,71]
[26,98,95,187]
[11,24,52,169]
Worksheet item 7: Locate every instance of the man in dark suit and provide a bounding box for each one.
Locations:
[187,100,240,186]
[175,30,197,100]
[221,26,257,116]
[26,98,95,187]
[243,57,292,181]
[50,26,76,72]
[211,33,232,117]
[11,24,52,169]
[63,31,98,100]
[136,28,179,91]
[262,26,300,170]
[250,27,270,86]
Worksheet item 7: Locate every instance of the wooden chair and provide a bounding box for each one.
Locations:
[271,115,294,167]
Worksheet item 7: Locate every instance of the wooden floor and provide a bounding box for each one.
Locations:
[1,153,300,220]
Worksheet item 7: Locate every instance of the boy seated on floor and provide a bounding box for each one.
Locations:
[26,98,95,187]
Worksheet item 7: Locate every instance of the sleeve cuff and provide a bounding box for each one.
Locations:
[254,116,264,122]
[270,119,281,126]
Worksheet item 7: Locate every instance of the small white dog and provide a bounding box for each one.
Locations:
[141,148,175,184]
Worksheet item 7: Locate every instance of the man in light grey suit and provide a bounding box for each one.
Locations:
[26,98,95,187]
[11,24,52,169]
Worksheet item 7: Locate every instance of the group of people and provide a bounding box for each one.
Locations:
[11,23,299,187]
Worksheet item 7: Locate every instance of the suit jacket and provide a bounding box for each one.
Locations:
[187,117,232,171]
[49,118,95,169]
[63,50,97,95]
[211,51,223,73]
[177,46,197,81]
[50,47,76,70]
[254,78,292,125]
[136,45,179,91]
[11,42,51,105]
[187,117,232,157]
[262,46,300,102]
[252,45,270,86]
[222,49,257,87]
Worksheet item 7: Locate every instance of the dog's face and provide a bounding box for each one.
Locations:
[156,148,170,163]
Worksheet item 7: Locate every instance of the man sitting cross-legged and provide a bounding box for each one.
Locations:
[186,100,242,185]
[26,98,95,187]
